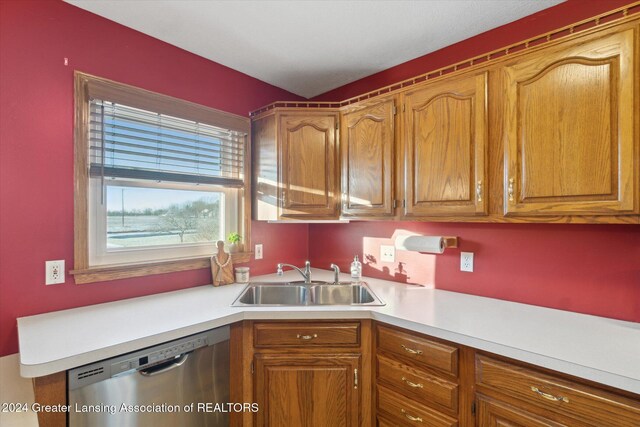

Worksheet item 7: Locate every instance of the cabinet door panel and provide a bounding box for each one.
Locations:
[254,354,360,427]
[503,28,636,215]
[279,113,338,218]
[341,99,395,217]
[403,72,488,216]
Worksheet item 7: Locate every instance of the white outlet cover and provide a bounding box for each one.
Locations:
[45,260,65,285]
[460,252,474,272]
[254,244,263,260]
[380,245,395,262]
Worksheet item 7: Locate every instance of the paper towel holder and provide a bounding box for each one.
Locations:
[394,235,458,254]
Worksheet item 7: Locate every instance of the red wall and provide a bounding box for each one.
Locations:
[0,1,306,356]
[309,223,640,321]
[309,0,640,322]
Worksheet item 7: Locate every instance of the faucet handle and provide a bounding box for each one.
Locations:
[276,264,283,276]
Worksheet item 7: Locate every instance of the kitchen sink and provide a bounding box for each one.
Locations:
[231,282,384,306]
[236,284,308,305]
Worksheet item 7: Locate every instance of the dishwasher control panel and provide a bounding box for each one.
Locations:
[111,336,208,375]
[68,326,230,390]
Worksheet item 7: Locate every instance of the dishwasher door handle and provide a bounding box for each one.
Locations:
[138,353,190,377]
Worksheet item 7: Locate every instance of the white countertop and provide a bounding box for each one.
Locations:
[17,269,640,394]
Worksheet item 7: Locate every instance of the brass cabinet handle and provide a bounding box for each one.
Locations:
[476,180,483,202]
[354,368,358,389]
[401,377,424,388]
[508,178,515,202]
[296,334,317,340]
[401,409,423,422]
[281,190,286,205]
[401,344,423,355]
[530,386,569,403]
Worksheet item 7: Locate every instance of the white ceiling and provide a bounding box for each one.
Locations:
[65,0,564,98]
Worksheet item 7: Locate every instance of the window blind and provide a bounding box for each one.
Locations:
[89,99,246,187]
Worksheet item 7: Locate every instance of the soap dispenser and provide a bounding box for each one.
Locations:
[350,255,362,281]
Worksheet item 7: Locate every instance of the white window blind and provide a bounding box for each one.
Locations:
[89,99,246,187]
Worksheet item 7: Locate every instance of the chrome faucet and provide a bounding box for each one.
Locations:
[330,264,340,284]
[276,261,312,284]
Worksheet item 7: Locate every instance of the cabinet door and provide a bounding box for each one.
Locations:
[279,113,339,218]
[254,353,360,427]
[403,72,488,217]
[341,99,395,217]
[477,395,568,427]
[503,28,636,216]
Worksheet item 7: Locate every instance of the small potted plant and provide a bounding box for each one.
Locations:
[227,232,242,253]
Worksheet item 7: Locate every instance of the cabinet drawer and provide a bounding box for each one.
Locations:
[377,325,458,376]
[377,354,458,413]
[476,355,640,427]
[377,385,458,427]
[254,322,360,347]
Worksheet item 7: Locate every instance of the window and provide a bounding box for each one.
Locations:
[73,72,251,283]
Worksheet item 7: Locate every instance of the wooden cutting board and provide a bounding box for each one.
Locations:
[211,241,234,286]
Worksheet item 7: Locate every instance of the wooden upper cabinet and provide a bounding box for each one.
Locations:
[402,71,488,217]
[341,98,396,218]
[253,110,339,220]
[279,112,339,218]
[503,28,637,216]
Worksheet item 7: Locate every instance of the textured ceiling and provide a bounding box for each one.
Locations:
[65,0,564,98]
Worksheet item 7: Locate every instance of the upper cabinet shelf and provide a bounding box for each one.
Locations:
[251,14,639,224]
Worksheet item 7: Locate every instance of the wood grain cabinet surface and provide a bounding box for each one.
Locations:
[340,97,397,218]
[402,71,488,218]
[475,355,640,427]
[253,109,340,220]
[502,27,637,216]
[375,324,465,427]
[242,320,372,427]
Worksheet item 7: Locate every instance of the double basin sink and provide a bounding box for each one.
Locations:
[231,281,385,306]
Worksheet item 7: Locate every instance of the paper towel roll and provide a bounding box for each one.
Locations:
[395,235,446,254]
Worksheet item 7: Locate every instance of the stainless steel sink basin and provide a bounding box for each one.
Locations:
[231,282,384,306]
[310,283,376,305]
[236,284,307,305]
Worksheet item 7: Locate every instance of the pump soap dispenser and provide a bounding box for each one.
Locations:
[350,255,362,280]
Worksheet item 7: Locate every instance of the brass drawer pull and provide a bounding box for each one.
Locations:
[401,377,424,388]
[530,386,569,403]
[296,334,318,340]
[476,180,483,202]
[401,409,423,422]
[401,344,423,355]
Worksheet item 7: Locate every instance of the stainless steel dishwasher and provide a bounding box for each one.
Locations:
[68,326,230,427]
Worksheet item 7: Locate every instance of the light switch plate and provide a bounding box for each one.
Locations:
[255,244,263,260]
[380,245,395,262]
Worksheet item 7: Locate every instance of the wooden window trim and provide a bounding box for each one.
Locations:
[72,72,252,284]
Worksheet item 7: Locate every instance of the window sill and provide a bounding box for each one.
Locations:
[70,252,252,284]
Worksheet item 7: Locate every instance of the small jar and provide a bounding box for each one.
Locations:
[235,267,250,283]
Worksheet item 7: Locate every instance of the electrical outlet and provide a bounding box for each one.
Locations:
[255,244,263,260]
[460,252,474,272]
[380,245,395,262]
[45,260,65,285]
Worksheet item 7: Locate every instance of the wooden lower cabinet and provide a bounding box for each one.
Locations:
[476,395,569,427]
[242,320,372,427]
[254,353,360,427]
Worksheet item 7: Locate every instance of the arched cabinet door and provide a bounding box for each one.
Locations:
[502,27,637,216]
[402,71,488,217]
[278,112,339,218]
[341,98,396,218]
